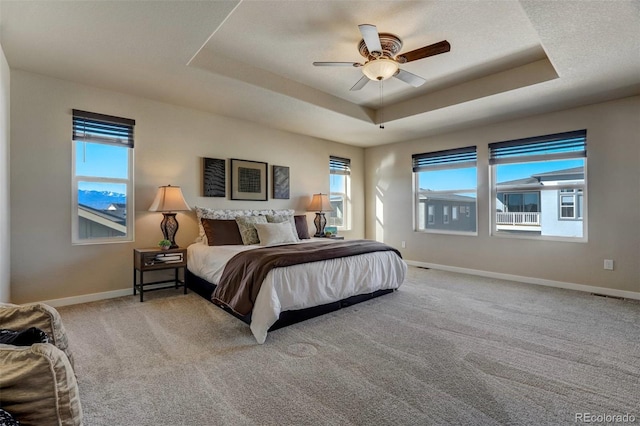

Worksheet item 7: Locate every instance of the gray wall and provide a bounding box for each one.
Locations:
[0,44,9,302]
[10,70,365,304]
[365,96,640,293]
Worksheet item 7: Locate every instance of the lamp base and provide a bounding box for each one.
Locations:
[313,212,327,237]
[160,212,180,249]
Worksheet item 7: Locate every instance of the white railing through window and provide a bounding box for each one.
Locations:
[496,212,540,226]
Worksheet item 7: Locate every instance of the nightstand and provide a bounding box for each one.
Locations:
[133,247,187,302]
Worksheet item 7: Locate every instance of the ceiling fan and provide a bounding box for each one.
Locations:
[313,24,450,91]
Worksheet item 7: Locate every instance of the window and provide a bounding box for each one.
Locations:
[559,189,583,220]
[489,129,586,240]
[329,156,350,229]
[413,146,477,234]
[427,205,435,224]
[72,109,135,244]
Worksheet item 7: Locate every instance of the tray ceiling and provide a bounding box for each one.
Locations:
[1,0,638,146]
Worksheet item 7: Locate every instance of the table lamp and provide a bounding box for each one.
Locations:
[307,193,333,237]
[148,185,191,248]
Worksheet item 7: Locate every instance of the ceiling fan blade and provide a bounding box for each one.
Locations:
[358,24,382,55]
[394,69,426,87]
[396,40,450,63]
[350,75,370,91]
[313,62,361,67]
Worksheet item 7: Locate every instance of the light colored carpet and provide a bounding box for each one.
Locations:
[57,267,640,425]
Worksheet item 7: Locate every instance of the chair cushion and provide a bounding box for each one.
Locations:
[0,303,74,368]
[0,343,83,425]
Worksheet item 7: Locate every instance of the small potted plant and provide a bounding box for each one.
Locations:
[158,239,171,250]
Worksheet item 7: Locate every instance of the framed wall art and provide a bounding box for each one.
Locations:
[230,158,268,201]
[202,157,226,197]
[272,165,290,199]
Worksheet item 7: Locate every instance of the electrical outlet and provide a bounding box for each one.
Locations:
[401,241,406,248]
[604,259,614,270]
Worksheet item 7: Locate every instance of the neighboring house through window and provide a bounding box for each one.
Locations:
[413,146,477,234]
[489,129,587,240]
[72,109,135,244]
[559,189,583,219]
[329,156,351,229]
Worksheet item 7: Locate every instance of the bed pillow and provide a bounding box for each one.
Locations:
[201,219,243,246]
[254,222,299,246]
[194,207,294,243]
[265,215,299,241]
[294,215,311,239]
[235,216,268,245]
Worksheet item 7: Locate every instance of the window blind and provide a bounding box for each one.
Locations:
[330,156,351,175]
[412,146,477,172]
[72,109,135,148]
[489,129,586,165]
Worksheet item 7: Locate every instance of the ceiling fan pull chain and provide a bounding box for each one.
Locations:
[379,80,385,129]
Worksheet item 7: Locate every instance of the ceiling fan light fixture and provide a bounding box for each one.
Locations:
[362,58,398,81]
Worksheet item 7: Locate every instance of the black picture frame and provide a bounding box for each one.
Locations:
[272,165,290,199]
[230,158,268,201]
[203,158,226,197]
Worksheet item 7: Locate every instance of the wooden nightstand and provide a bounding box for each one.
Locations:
[133,247,187,302]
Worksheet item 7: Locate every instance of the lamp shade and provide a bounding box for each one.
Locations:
[307,193,333,212]
[148,185,191,212]
[362,58,399,81]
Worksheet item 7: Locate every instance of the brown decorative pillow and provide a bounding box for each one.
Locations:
[201,219,243,246]
[294,215,310,239]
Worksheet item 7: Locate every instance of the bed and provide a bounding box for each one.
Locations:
[186,207,407,344]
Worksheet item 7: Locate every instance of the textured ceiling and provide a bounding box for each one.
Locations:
[1,0,639,147]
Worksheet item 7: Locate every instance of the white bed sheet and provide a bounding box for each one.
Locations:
[187,240,407,343]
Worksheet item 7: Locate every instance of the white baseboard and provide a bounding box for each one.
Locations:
[41,288,133,308]
[41,282,188,307]
[37,261,640,307]
[405,260,640,301]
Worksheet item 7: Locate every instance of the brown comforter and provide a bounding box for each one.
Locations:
[212,239,402,315]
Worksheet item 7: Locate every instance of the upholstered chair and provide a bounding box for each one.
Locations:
[0,302,83,426]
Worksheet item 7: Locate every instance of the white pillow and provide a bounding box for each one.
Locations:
[265,214,300,241]
[254,222,299,246]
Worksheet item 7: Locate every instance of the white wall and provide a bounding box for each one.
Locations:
[365,96,640,293]
[0,43,10,302]
[10,70,364,304]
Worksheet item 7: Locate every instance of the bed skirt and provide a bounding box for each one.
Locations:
[185,268,394,332]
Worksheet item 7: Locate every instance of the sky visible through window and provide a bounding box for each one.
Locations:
[330,174,344,194]
[75,141,128,193]
[419,158,584,192]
